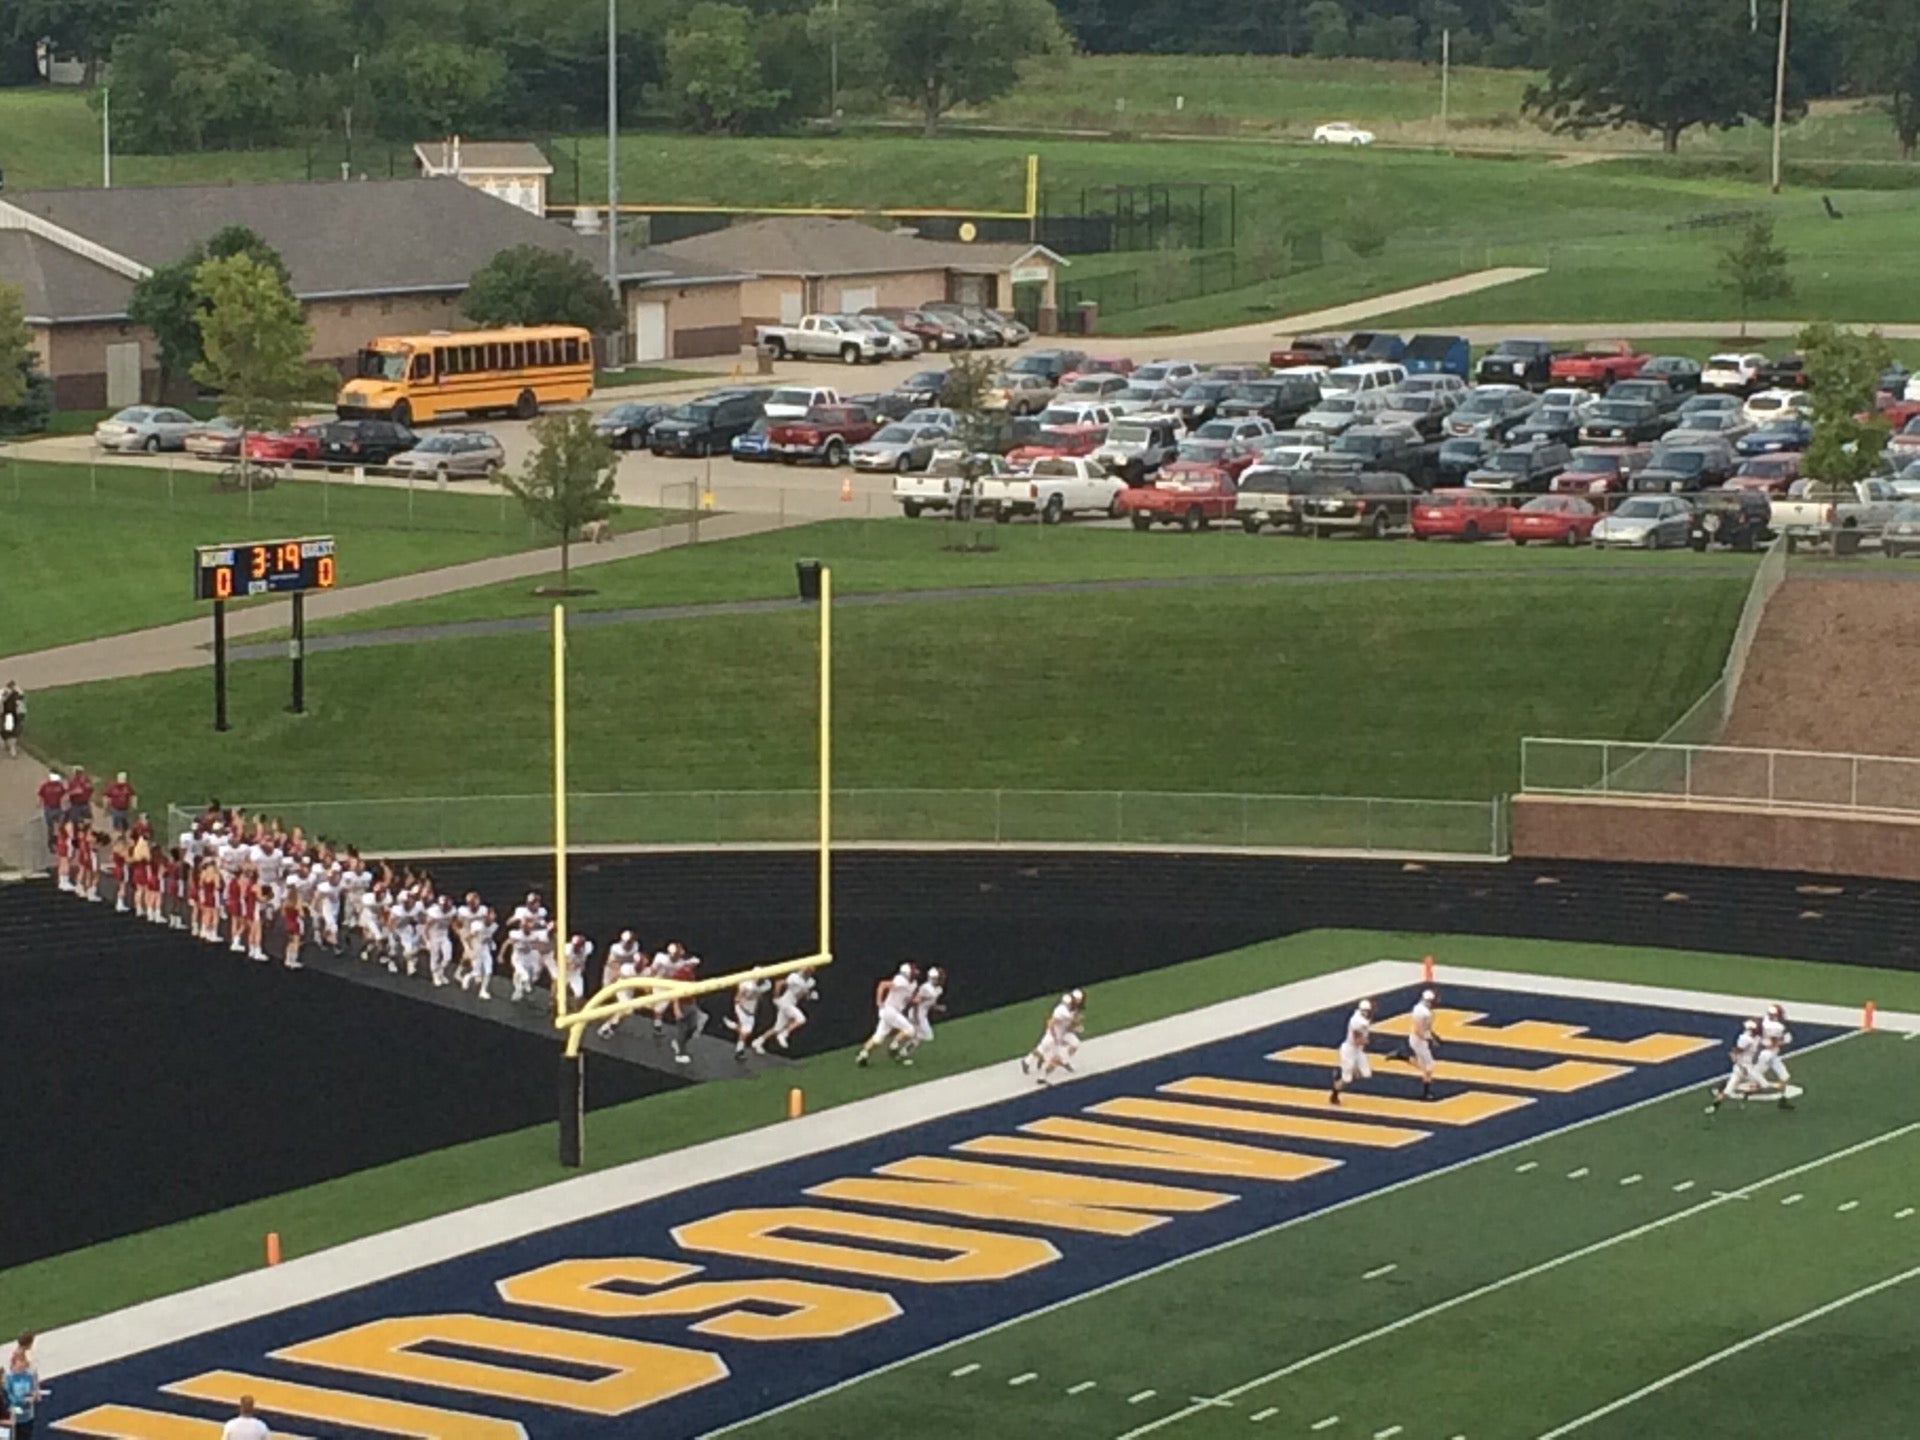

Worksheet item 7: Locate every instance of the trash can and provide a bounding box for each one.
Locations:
[1075,301,1099,336]
[756,344,777,375]
[795,558,823,602]
[1835,527,1863,558]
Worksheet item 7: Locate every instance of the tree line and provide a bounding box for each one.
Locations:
[3,0,1917,155]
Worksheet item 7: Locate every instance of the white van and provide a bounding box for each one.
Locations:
[1321,362,1408,400]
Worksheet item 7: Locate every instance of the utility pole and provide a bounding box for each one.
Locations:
[101,85,111,188]
[1770,0,1790,195]
[1439,29,1451,141]
[606,0,623,344]
[829,0,840,124]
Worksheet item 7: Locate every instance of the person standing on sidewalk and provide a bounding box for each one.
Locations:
[0,681,23,760]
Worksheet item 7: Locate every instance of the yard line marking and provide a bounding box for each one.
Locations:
[1363,1263,1398,1280]
[1107,1118,1918,1440]
[1375,1427,1404,1440]
[1128,1390,1158,1405]
[1309,1419,1339,1432]
[1189,1395,1233,1408]
[1250,1407,1279,1422]
[1010,1372,1038,1386]
[1516,1161,1539,1173]
[1839,1200,1860,1212]
[1672,1180,1695,1193]
[1904,1030,1918,1041]
[1069,1382,1099,1395]
[950,1364,981,1378]
[722,1024,1873,1440]
[1566,1167,1590,1179]
[1897,1208,1915,1220]
[1533,1260,1920,1438]
[1781,1193,1804,1206]
[1620,1174,1643,1186]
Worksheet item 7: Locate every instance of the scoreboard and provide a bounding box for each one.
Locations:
[194,536,337,601]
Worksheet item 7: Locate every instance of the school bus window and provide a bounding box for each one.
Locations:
[410,354,431,381]
[536,339,551,367]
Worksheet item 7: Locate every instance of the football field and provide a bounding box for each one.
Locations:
[40,958,1920,1440]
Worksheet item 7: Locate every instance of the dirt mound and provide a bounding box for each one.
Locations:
[1721,573,1920,757]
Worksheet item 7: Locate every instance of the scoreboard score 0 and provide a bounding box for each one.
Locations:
[194,536,337,601]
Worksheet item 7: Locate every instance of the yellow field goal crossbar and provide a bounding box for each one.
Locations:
[550,565,835,1063]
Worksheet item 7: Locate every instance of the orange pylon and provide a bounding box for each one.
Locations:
[839,476,853,502]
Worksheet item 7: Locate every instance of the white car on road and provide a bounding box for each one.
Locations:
[1313,122,1376,146]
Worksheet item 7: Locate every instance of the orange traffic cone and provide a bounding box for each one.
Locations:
[839,475,853,502]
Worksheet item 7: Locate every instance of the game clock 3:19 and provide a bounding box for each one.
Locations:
[194,536,337,600]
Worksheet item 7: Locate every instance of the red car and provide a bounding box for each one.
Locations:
[767,405,880,466]
[1551,445,1649,496]
[1269,335,1348,368]
[1006,421,1108,467]
[1507,494,1598,545]
[1059,355,1135,384]
[1117,466,1239,531]
[1551,342,1650,389]
[1411,488,1511,541]
[1726,454,1800,493]
[243,421,324,462]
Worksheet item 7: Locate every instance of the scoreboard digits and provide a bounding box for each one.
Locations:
[195,536,337,601]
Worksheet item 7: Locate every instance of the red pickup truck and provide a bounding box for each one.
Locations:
[1006,421,1109,467]
[1117,465,1240,531]
[768,405,879,466]
[1550,342,1649,389]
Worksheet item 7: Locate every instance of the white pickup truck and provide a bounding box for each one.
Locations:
[894,453,1013,519]
[1770,477,1902,551]
[756,315,889,365]
[979,456,1127,523]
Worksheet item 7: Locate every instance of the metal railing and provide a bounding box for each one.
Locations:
[169,789,1507,859]
[1520,738,1920,815]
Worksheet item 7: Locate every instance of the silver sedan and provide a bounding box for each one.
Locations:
[851,423,951,473]
[385,430,507,480]
[94,406,200,453]
[1591,494,1692,549]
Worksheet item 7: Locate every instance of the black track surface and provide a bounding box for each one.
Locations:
[7,848,1919,1268]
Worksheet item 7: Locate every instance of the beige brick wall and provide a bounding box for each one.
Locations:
[304,292,466,367]
[657,281,743,358]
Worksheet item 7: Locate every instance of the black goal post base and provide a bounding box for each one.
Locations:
[558,1051,584,1169]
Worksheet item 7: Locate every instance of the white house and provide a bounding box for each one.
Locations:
[412,139,553,217]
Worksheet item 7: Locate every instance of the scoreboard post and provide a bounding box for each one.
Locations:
[193,537,337,731]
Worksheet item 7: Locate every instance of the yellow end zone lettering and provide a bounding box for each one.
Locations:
[1271,1046,1631,1092]
[496,1258,901,1340]
[273,1314,725,1416]
[1372,1008,1715,1063]
[672,1206,1059,1283]
[164,1372,525,1439]
[1164,1076,1533,1125]
[1091,1096,1429,1148]
[54,1409,303,1440]
[957,1116,1341,1182]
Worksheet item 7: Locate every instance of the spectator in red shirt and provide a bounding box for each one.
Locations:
[103,772,135,834]
[36,771,64,849]
[65,766,94,828]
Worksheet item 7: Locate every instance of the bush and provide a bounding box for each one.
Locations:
[1342,206,1390,259]
[0,371,53,438]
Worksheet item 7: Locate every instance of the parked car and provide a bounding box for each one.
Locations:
[1300,391,1391,436]
[767,404,880,465]
[1005,349,1088,385]
[182,415,245,458]
[893,370,950,408]
[1118,465,1240,530]
[1466,440,1573,493]
[386,430,506,480]
[1061,355,1135,383]
[1702,353,1769,394]
[927,302,1028,346]
[1741,388,1810,429]
[1634,439,1737,493]
[1377,389,1459,440]
[1313,121,1375,145]
[1756,354,1810,390]
[1172,416,1276,474]
[893,453,1012,518]
[840,314,921,360]
[1403,334,1471,378]
[1325,422,1439,487]
[1508,494,1599,546]
[1301,471,1418,538]
[1771,477,1902,548]
[1205,363,1269,384]
[1509,401,1588,446]
[648,394,764,456]
[94,406,200,452]
[979,455,1125,523]
[850,422,949,473]
[1639,355,1703,393]
[1411,488,1511,542]
[1666,411,1754,446]
[1268,334,1348,368]
[1476,338,1555,390]
[1060,372,1132,402]
[1604,377,1685,415]
[1727,454,1802,493]
[1736,419,1812,456]
[1552,446,1650,496]
[730,417,776,462]
[1437,435,1498,484]
[1550,341,1648,389]
[1131,359,1204,390]
[318,418,419,467]
[1172,379,1240,429]
[1091,415,1182,482]
[983,372,1056,416]
[1005,411,1112,466]
[1321,361,1407,399]
[1888,414,1920,460]
[1591,494,1692,549]
[1688,488,1772,551]
[593,401,670,450]
[1883,502,1920,557]
[1446,386,1538,440]
[1109,381,1179,417]
[866,307,967,352]
[757,314,888,364]
[1677,392,1744,424]
[1217,375,1324,428]
[1235,465,1346,534]
[243,424,325,463]
[1884,363,1914,399]
[1579,399,1666,445]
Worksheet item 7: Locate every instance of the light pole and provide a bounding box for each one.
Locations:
[606,0,623,352]
[1769,0,1789,194]
[829,0,840,125]
[101,84,111,188]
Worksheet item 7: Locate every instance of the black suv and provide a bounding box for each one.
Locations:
[1301,470,1419,539]
[1327,423,1440,488]
[648,393,764,456]
[1689,488,1771,551]
[319,418,418,466]
[1476,338,1555,389]
[1216,376,1322,428]
[1464,440,1573,494]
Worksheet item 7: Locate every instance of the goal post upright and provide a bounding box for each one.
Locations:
[554,602,584,1169]
[818,564,832,968]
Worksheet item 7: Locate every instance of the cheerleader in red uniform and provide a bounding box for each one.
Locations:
[160,847,184,929]
[225,866,249,954]
[52,819,72,893]
[75,826,101,902]
[196,860,220,941]
[280,887,304,969]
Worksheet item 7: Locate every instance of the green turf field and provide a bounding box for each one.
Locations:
[734,1028,1920,1439]
[0,457,666,657]
[2,928,1908,1338]
[22,567,1745,822]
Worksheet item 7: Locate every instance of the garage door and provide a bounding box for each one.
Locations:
[838,286,877,313]
[634,302,668,363]
[105,343,142,408]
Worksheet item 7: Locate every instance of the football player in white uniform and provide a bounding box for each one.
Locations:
[856,964,919,1067]
[1405,989,1440,1101]
[728,976,773,1059]
[1706,1018,1764,1112]
[508,917,543,1002]
[894,967,946,1064]
[1025,989,1085,1082]
[1330,999,1374,1105]
[755,968,818,1054]
[596,932,645,1038]
[465,906,499,1000]
[1757,1003,1795,1109]
[424,895,454,987]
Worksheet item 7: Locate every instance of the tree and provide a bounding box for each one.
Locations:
[462,245,624,335]
[190,253,334,475]
[129,226,292,398]
[936,351,1003,520]
[1524,0,1789,152]
[0,282,32,412]
[1719,217,1793,337]
[1846,0,1920,159]
[846,0,1068,137]
[497,411,619,592]
[1797,322,1893,489]
[665,3,788,134]
[366,39,505,139]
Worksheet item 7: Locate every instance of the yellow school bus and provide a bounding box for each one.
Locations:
[335,325,595,425]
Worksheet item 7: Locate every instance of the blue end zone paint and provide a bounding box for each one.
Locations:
[50,985,1844,1439]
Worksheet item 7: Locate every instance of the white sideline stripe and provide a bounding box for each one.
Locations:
[1251,1407,1279,1422]
[1362,1264,1398,1280]
[950,1364,980,1378]
[41,958,1411,1377]
[1781,1194,1804,1206]
[1106,1115,1916,1440]
[1673,1181,1695,1193]
[716,1014,1865,1439]
[1898,1208,1915,1220]
[1839,1200,1860,1212]
[1375,1427,1404,1440]
[1532,1261,1920,1438]
[1566,1168,1590,1180]
[1516,1161,1540,1173]
[1069,1382,1098,1396]
[1309,1419,1338,1432]
[1619,1174,1643,1186]
[1010,1372,1038,1386]
[1129,1390,1158,1405]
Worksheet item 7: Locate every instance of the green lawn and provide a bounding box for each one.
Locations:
[0,457,666,657]
[4,927,1911,1335]
[25,567,1745,824]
